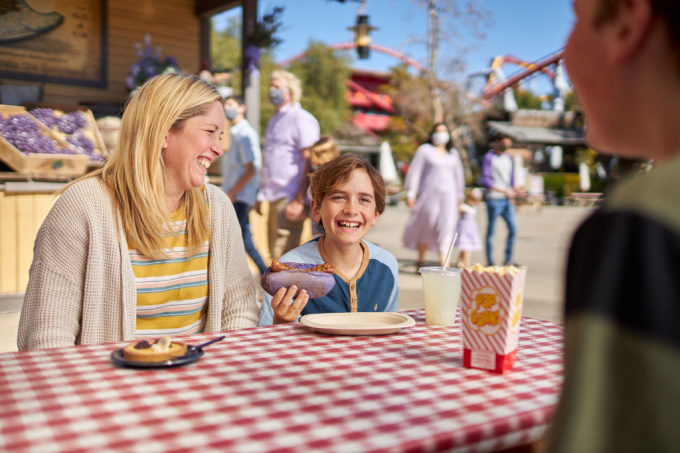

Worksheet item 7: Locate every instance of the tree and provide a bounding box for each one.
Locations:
[411,0,492,122]
[379,63,464,164]
[513,87,543,110]
[286,41,352,134]
[210,15,241,72]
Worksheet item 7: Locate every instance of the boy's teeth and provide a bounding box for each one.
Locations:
[338,221,359,228]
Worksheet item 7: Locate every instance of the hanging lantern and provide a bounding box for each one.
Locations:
[348,14,377,59]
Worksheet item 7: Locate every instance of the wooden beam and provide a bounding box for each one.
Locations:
[196,0,242,18]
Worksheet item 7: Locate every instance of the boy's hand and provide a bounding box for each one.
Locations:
[406,198,416,208]
[271,286,309,324]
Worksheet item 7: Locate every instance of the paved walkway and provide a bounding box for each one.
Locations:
[364,203,593,323]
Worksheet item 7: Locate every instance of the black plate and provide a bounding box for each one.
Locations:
[111,347,204,369]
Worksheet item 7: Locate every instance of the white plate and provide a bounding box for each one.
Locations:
[300,312,416,336]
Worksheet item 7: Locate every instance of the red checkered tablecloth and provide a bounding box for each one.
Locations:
[0,310,563,452]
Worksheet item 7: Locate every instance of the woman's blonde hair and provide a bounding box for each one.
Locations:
[271,70,302,104]
[309,135,340,169]
[66,72,222,258]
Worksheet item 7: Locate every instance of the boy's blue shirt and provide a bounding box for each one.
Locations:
[257,236,399,326]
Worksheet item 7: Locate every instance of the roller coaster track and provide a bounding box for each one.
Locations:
[481,50,564,99]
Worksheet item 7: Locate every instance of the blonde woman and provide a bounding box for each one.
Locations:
[18,73,260,350]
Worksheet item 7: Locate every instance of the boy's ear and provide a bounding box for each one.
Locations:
[371,210,381,227]
[607,0,654,65]
[311,199,322,222]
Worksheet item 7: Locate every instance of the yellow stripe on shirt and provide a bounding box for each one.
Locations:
[129,201,210,337]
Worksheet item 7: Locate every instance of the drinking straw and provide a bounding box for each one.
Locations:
[443,232,459,270]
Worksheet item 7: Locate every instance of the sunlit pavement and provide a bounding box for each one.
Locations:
[364,202,593,323]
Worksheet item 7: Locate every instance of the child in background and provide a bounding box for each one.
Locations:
[258,153,399,325]
[456,188,483,268]
[307,135,341,237]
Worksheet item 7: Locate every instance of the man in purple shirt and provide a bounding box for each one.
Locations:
[255,70,320,261]
[479,131,523,266]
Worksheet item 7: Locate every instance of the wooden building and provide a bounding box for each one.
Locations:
[0,0,257,112]
[0,0,260,301]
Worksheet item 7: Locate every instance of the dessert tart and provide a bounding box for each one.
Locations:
[122,336,188,362]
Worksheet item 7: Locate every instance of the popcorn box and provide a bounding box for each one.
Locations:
[461,265,527,373]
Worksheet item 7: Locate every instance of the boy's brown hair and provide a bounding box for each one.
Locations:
[309,135,340,169]
[309,153,386,226]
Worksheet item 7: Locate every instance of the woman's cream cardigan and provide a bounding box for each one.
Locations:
[18,178,260,350]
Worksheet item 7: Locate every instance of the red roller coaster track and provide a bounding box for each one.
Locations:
[482,50,564,99]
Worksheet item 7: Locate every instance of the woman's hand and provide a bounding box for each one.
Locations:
[271,286,309,324]
[406,198,416,208]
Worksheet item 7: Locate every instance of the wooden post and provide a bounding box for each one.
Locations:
[242,0,260,136]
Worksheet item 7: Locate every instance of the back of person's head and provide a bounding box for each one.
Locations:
[595,0,680,63]
[101,72,222,257]
[271,70,302,103]
[310,153,386,216]
[309,135,340,170]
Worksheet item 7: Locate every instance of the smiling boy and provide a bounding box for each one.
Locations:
[258,153,399,325]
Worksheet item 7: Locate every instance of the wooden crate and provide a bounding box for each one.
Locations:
[23,102,109,163]
[0,105,90,179]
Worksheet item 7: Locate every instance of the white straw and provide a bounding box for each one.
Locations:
[443,232,459,270]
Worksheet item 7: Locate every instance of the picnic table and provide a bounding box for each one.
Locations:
[0,309,563,452]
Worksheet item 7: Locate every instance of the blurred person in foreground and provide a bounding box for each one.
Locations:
[548,0,680,451]
[18,73,260,350]
[255,70,320,261]
[222,95,267,275]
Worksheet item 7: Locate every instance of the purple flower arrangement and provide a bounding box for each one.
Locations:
[28,108,103,162]
[0,113,65,155]
[126,34,179,90]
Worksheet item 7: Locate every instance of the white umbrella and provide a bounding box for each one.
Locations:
[379,141,398,184]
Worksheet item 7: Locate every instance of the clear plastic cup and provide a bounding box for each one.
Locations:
[419,267,462,326]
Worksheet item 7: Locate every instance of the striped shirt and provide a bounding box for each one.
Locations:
[129,203,210,337]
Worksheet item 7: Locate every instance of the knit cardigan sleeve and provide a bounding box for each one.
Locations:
[205,184,259,330]
[18,178,133,350]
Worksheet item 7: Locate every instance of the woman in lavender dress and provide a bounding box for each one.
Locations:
[402,123,465,268]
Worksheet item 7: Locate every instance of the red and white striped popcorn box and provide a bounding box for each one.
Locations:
[461,266,527,373]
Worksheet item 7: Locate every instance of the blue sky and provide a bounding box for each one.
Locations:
[217,0,574,94]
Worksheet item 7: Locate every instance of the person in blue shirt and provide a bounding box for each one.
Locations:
[221,95,267,274]
[258,153,399,325]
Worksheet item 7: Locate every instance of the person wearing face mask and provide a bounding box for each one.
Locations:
[402,123,465,269]
[479,130,523,266]
[222,95,266,275]
[255,70,320,261]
